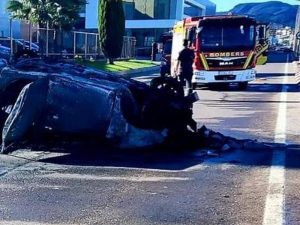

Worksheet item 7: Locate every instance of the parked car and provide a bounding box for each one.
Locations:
[16,40,40,52]
[0,39,39,53]
[275,46,293,53]
[0,39,40,60]
[15,40,39,52]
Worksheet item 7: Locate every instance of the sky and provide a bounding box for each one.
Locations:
[210,0,299,12]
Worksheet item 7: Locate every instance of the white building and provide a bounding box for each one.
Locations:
[85,0,216,46]
[85,0,215,29]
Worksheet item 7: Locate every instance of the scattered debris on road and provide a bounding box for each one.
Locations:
[196,125,270,156]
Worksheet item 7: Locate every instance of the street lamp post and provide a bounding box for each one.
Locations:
[294,1,300,57]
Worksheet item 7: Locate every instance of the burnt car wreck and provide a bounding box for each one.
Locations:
[0,59,266,155]
[0,59,201,154]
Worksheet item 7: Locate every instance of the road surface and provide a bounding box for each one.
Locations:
[0,52,299,225]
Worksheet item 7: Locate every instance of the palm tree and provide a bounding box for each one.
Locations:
[7,0,86,28]
[7,0,86,55]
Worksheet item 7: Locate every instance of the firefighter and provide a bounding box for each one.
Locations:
[174,39,195,95]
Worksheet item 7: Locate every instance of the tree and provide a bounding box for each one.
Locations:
[7,0,86,29]
[7,0,86,55]
[99,0,125,64]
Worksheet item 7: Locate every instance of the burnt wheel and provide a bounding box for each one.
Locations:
[14,49,38,61]
[150,77,184,97]
[238,82,248,90]
[192,83,197,90]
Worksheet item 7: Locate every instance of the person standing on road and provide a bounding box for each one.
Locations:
[174,39,195,95]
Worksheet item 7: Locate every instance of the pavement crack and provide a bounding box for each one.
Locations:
[220,93,229,102]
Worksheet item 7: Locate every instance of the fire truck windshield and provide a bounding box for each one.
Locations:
[200,24,255,52]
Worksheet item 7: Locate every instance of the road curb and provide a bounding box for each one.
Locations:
[295,62,300,87]
[114,66,160,78]
[296,71,300,87]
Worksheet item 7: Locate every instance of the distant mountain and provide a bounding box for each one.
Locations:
[228,1,298,27]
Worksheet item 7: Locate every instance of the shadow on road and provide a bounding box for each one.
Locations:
[37,143,203,171]
[201,98,300,104]
[256,73,295,78]
[35,140,300,171]
[197,83,299,93]
[247,83,299,93]
[267,51,297,63]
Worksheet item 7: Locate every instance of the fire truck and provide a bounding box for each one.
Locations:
[170,15,268,89]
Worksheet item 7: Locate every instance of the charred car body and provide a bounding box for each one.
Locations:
[0,59,198,153]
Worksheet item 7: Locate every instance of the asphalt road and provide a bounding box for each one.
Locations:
[0,52,299,225]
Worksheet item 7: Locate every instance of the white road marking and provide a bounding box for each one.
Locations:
[263,58,289,225]
[263,150,286,225]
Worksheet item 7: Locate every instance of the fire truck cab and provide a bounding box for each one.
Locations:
[171,15,266,89]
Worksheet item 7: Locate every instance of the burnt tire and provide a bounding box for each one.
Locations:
[150,77,184,97]
[238,82,248,90]
[160,69,166,77]
[208,83,229,90]
[14,49,38,61]
[219,83,230,89]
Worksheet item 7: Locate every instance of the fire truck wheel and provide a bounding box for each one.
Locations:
[150,77,184,97]
[208,83,229,90]
[218,83,229,89]
[238,82,248,90]
[160,69,166,77]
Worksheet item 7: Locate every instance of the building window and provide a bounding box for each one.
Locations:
[123,1,135,20]
[126,0,171,20]
[155,0,170,19]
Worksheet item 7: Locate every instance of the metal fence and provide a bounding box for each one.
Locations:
[0,19,136,59]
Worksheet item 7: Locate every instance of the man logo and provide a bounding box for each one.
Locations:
[207,52,246,57]
[220,61,234,66]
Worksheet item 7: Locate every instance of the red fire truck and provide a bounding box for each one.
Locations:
[171,15,268,89]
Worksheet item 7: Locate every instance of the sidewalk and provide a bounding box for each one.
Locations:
[79,59,160,78]
[114,64,160,78]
